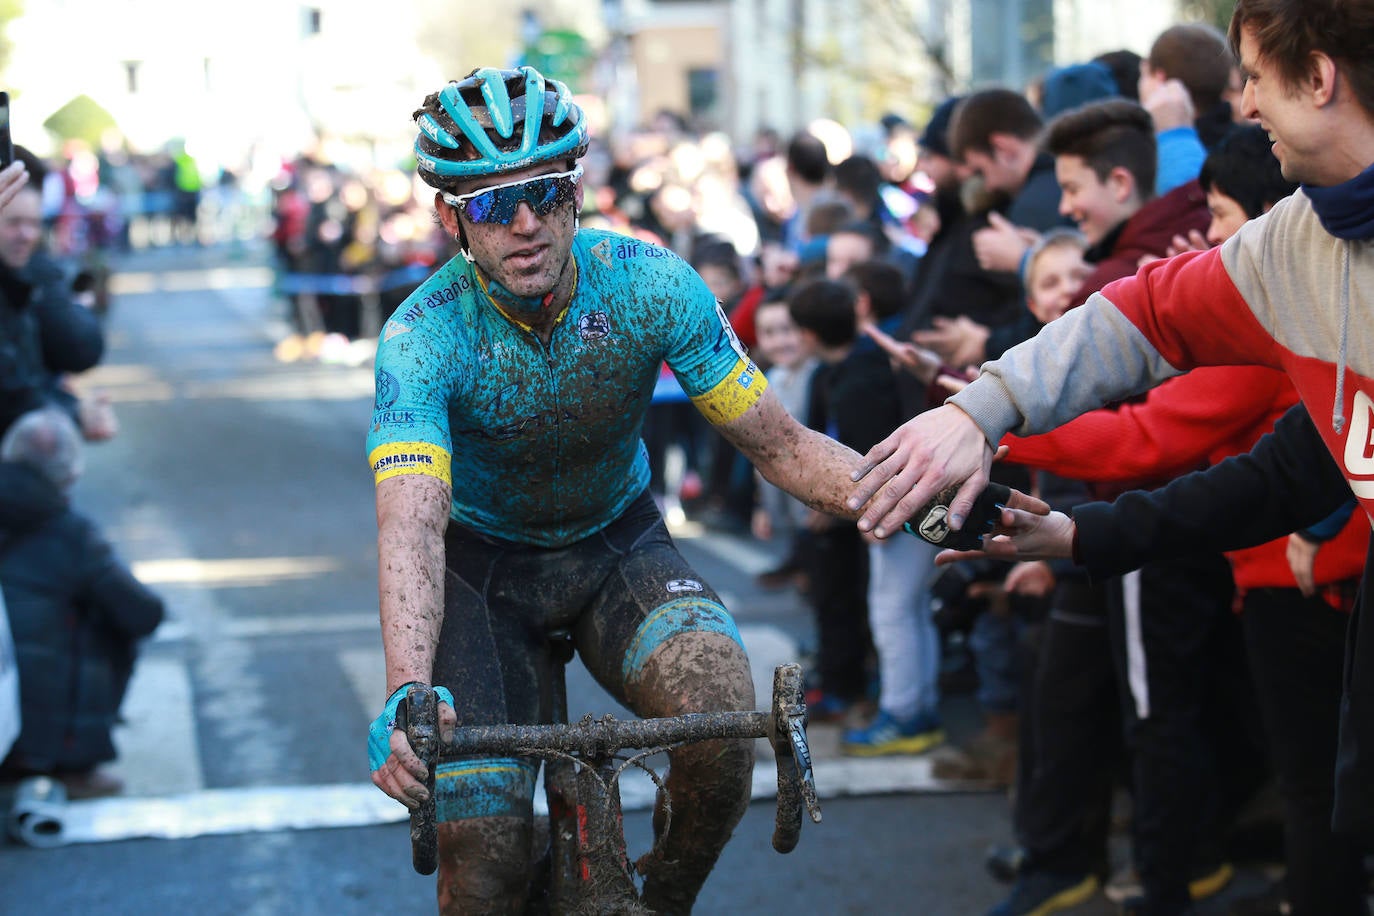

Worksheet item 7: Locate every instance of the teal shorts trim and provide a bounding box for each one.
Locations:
[621,596,744,684]
[434,756,538,822]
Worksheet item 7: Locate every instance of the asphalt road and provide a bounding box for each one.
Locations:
[0,242,1283,915]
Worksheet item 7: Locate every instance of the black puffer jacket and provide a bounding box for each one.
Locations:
[0,250,105,437]
[0,463,163,771]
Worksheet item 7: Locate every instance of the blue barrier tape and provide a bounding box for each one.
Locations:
[276,263,435,296]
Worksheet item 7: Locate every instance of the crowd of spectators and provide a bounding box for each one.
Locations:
[8,17,1361,912]
[440,19,1360,916]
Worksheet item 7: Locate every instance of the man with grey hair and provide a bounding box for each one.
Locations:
[0,407,85,490]
[0,409,162,798]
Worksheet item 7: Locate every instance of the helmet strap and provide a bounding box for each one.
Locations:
[454,224,475,263]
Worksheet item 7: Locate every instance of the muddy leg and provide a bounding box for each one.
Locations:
[436,817,532,915]
[626,630,756,914]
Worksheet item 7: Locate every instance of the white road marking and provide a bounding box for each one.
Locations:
[39,754,988,847]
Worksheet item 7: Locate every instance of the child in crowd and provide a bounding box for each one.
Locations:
[840,260,947,755]
[787,278,890,719]
[1022,229,1092,326]
[750,297,820,589]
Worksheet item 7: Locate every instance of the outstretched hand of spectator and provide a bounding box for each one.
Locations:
[864,323,976,393]
[913,315,989,370]
[863,323,944,383]
[934,506,1077,566]
[0,161,28,213]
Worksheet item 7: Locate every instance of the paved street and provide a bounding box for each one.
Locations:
[0,243,1280,914]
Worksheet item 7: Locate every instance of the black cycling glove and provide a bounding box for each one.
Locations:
[903,482,1011,551]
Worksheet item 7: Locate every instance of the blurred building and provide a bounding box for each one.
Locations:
[4,0,1191,174]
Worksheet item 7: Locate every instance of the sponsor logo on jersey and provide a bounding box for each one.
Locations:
[374,410,416,426]
[614,239,673,260]
[375,370,401,410]
[590,239,613,267]
[384,321,411,341]
[578,311,611,341]
[368,441,452,486]
[665,578,704,593]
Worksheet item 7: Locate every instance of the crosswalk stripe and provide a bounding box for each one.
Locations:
[42,753,986,847]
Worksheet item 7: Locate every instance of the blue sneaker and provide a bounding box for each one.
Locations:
[986,871,1099,916]
[840,709,944,756]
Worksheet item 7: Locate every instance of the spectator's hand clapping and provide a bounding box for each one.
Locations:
[973,212,1039,274]
[1165,229,1210,258]
[1142,78,1196,133]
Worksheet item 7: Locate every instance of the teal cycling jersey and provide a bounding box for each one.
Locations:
[366,228,767,547]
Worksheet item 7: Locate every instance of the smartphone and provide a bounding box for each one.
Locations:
[0,92,12,168]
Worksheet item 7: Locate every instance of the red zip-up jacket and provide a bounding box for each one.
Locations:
[1003,366,1368,593]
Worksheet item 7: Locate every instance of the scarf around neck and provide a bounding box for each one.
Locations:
[1304,161,1374,240]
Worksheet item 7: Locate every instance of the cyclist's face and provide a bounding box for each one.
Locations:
[440,162,583,299]
[0,188,42,271]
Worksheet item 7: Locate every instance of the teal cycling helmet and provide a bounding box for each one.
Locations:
[413,66,589,189]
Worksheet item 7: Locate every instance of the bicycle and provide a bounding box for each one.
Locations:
[398,629,822,913]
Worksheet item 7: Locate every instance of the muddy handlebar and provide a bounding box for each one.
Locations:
[400,663,822,875]
[395,687,439,876]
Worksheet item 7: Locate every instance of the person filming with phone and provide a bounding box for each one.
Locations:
[0,145,106,440]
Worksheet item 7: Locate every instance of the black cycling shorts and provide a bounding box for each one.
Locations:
[431,489,745,822]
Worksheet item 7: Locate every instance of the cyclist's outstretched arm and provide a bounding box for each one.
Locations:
[714,387,1043,524]
[373,473,452,807]
[712,386,865,519]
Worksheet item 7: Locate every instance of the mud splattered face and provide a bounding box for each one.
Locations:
[438,162,583,300]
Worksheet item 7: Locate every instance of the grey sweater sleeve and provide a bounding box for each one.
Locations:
[947,294,1186,444]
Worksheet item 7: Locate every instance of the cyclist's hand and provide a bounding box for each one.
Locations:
[368,683,456,809]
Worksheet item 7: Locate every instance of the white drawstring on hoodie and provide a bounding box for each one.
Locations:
[1334,242,1351,434]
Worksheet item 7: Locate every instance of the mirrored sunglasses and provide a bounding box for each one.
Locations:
[441,166,583,225]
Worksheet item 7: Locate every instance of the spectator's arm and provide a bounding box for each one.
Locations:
[76,521,165,638]
[1073,403,1353,578]
[1155,127,1207,196]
